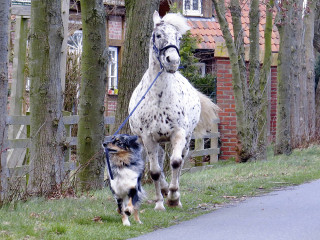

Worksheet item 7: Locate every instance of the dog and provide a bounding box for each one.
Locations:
[103,134,145,226]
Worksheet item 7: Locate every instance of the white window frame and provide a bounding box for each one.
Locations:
[183,0,202,17]
[108,47,118,93]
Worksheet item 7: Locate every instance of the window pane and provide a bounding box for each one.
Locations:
[107,47,118,90]
[111,63,115,76]
[185,0,190,10]
[193,0,198,10]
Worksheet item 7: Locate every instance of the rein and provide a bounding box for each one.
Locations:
[104,70,164,180]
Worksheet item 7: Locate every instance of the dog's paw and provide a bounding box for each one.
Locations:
[122,215,131,226]
[123,220,131,226]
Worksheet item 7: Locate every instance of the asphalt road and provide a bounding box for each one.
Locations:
[129,179,320,240]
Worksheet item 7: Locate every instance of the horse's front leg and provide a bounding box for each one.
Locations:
[168,129,188,207]
[142,136,165,210]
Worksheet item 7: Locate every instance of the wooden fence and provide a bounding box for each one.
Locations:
[4,115,220,178]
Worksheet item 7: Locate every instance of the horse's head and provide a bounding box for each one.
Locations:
[152,11,190,73]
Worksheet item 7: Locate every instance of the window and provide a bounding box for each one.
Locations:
[195,62,206,77]
[183,0,202,16]
[67,30,83,54]
[108,47,118,94]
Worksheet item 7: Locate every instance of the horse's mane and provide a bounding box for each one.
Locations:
[162,13,190,35]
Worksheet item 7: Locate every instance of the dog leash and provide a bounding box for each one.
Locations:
[104,70,163,180]
[104,33,182,180]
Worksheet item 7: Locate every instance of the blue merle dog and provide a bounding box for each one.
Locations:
[103,134,145,226]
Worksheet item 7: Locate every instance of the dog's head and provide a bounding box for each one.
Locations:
[103,134,141,156]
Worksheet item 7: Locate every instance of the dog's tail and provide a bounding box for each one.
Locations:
[194,90,220,138]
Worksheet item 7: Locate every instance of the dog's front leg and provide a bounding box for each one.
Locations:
[121,213,130,226]
[124,188,136,216]
[134,209,142,224]
[116,198,123,214]
[124,197,134,216]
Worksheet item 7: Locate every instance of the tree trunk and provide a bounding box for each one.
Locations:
[29,0,66,195]
[213,0,271,161]
[212,0,250,161]
[0,0,10,203]
[301,0,316,143]
[77,0,108,191]
[248,0,261,160]
[315,2,320,136]
[258,0,274,158]
[113,0,160,134]
[314,2,320,52]
[275,0,316,153]
[229,0,248,105]
[274,1,294,155]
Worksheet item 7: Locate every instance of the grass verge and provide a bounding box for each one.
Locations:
[1,145,320,239]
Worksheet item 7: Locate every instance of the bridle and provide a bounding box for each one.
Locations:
[152,33,180,70]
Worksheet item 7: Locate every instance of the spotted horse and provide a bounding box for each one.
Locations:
[129,11,220,210]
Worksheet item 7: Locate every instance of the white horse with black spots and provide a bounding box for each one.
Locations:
[129,11,220,210]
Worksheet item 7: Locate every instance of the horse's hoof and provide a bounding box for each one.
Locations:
[167,198,182,208]
[161,188,169,197]
[154,201,166,211]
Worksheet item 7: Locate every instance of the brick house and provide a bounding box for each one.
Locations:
[160,1,280,160]
[67,0,126,116]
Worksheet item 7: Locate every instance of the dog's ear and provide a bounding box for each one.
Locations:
[128,135,139,149]
[129,135,138,143]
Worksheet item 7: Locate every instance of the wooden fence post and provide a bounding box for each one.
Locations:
[60,0,70,94]
[194,138,204,166]
[8,16,28,139]
[210,121,219,163]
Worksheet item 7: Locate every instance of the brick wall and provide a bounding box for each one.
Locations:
[106,94,118,116]
[216,58,278,160]
[108,16,122,40]
[216,58,238,160]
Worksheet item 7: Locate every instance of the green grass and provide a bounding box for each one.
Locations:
[1,145,320,239]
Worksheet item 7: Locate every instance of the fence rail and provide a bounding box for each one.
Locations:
[5,115,220,177]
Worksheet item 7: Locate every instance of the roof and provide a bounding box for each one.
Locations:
[187,2,280,53]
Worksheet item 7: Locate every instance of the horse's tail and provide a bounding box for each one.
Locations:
[194,91,221,138]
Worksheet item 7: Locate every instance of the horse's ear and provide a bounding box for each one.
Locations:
[153,10,161,28]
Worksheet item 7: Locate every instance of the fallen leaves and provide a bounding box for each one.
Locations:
[92,216,103,224]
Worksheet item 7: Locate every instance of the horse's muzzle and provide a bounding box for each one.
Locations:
[161,48,180,73]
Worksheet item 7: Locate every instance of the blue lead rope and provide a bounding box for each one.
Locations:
[104,70,163,180]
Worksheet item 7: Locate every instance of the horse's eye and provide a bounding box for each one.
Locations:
[156,34,161,39]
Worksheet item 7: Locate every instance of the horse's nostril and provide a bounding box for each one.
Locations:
[166,56,170,63]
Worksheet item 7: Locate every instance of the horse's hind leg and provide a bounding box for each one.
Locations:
[142,136,165,210]
[168,129,187,207]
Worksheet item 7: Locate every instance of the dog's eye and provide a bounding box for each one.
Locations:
[156,34,161,39]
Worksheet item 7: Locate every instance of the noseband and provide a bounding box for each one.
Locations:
[152,33,180,69]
